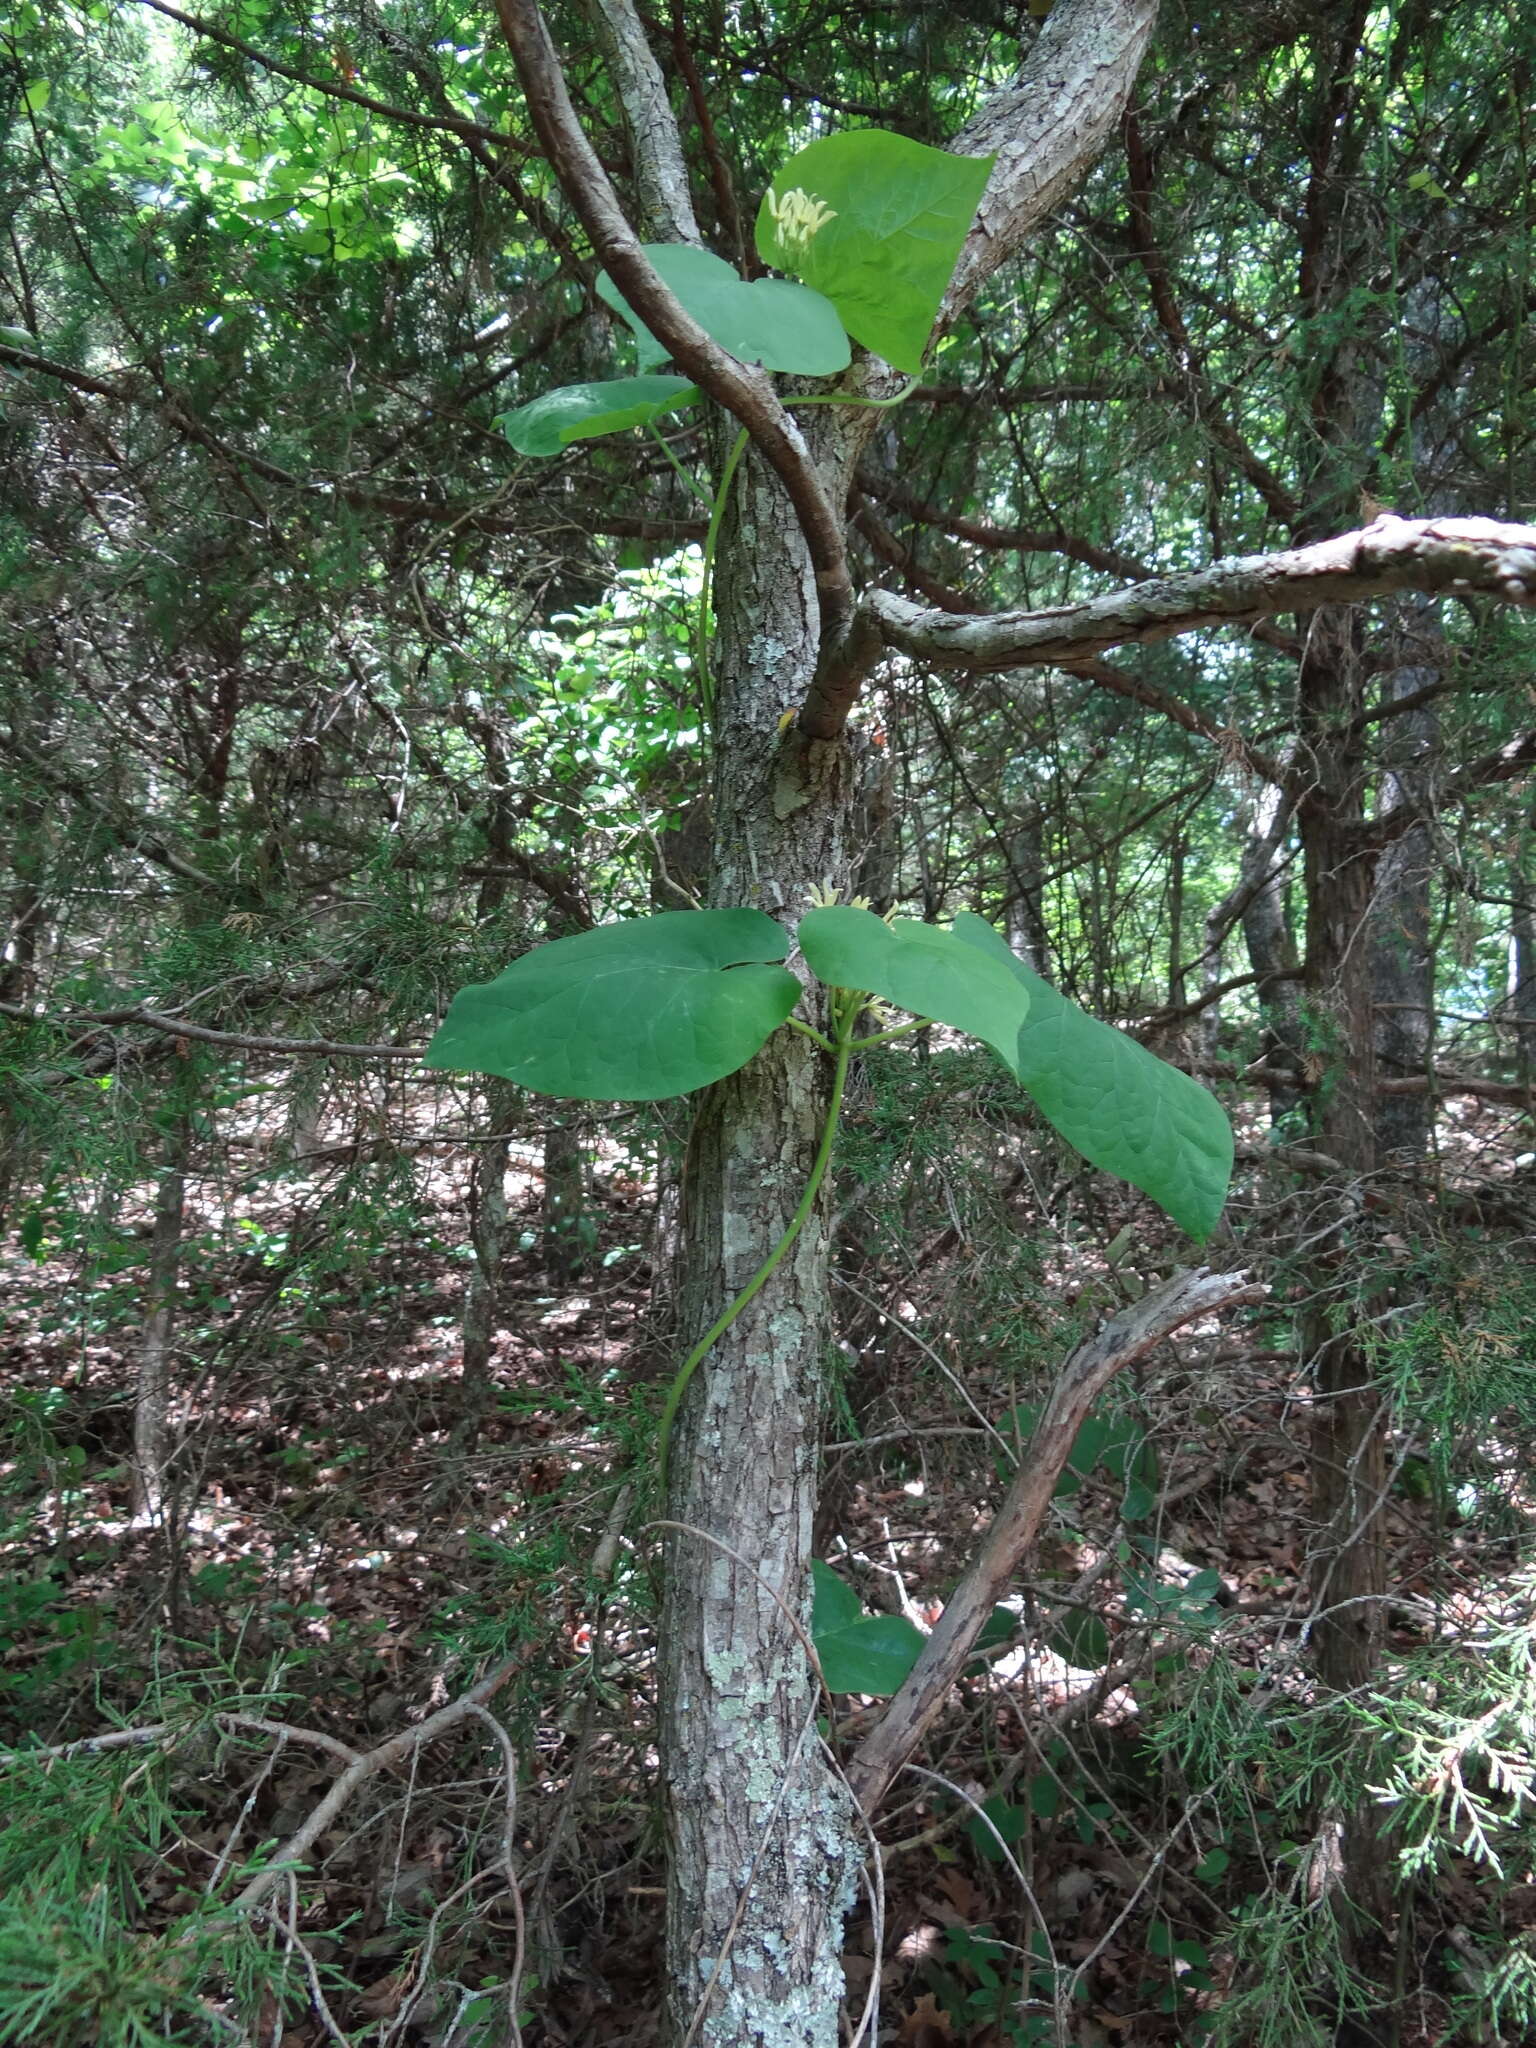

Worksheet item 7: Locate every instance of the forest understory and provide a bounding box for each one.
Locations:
[5,1063,1535,2047]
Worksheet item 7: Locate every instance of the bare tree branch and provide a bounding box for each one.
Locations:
[846,1267,1264,1815]
[870,515,1536,670]
[129,0,534,156]
[0,999,423,1062]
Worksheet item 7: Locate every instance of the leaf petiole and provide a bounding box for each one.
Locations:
[645,419,713,509]
[785,377,918,411]
[846,1015,929,1051]
[784,1014,839,1054]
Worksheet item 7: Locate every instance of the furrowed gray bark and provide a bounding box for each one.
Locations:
[660,441,866,2043]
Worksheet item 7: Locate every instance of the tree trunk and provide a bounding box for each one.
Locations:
[659,445,865,2048]
[133,1111,191,1522]
[1509,805,1536,1087]
[1296,608,1390,1934]
[1238,773,1306,1128]
[1005,805,1049,975]
[462,1080,520,1417]
[1369,634,1438,1166]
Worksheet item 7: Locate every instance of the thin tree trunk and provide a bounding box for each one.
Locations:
[542,1110,588,1279]
[1167,822,1185,1009]
[462,1080,520,1415]
[658,440,866,2048]
[1296,608,1390,1934]
[1369,633,1439,1166]
[1238,773,1306,1127]
[1509,805,1536,1087]
[133,1111,191,1522]
[1005,805,1049,975]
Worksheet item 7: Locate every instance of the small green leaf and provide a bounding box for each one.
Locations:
[1027,1772,1062,1820]
[809,1557,861,1635]
[798,905,1028,1067]
[424,909,800,1102]
[1194,1846,1230,1883]
[598,244,850,376]
[755,128,993,374]
[1047,1608,1110,1670]
[495,375,700,456]
[965,1795,1029,1864]
[972,1604,1020,1654]
[1121,1478,1157,1522]
[21,80,51,114]
[810,1561,924,1694]
[995,1401,1114,1498]
[951,914,1233,1240]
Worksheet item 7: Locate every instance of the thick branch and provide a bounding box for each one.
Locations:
[582,0,699,242]
[492,0,852,633]
[230,1652,527,1914]
[870,516,1536,671]
[847,1266,1263,1814]
[940,0,1161,328]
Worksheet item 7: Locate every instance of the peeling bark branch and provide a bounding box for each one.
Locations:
[871,516,1536,671]
[492,0,853,636]
[847,1267,1264,1815]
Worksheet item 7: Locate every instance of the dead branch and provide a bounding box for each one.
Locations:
[846,1266,1265,1814]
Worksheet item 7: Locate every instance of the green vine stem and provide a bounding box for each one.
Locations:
[655,987,858,1488]
[785,377,918,411]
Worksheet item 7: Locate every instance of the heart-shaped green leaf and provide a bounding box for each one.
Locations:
[598,243,850,377]
[952,913,1233,1241]
[996,1402,1123,1497]
[809,1560,924,1695]
[798,905,1029,1067]
[755,128,993,374]
[496,375,700,456]
[424,909,800,1102]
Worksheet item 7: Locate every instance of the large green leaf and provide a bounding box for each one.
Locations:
[755,129,994,374]
[952,914,1233,1241]
[809,1560,924,1695]
[797,905,1028,1066]
[496,375,699,456]
[597,243,850,377]
[424,910,800,1102]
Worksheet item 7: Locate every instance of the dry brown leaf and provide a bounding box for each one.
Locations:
[897,1991,955,2046]
[356,1970,410,2019]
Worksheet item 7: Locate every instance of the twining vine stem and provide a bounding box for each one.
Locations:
[655,987,864,1486]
